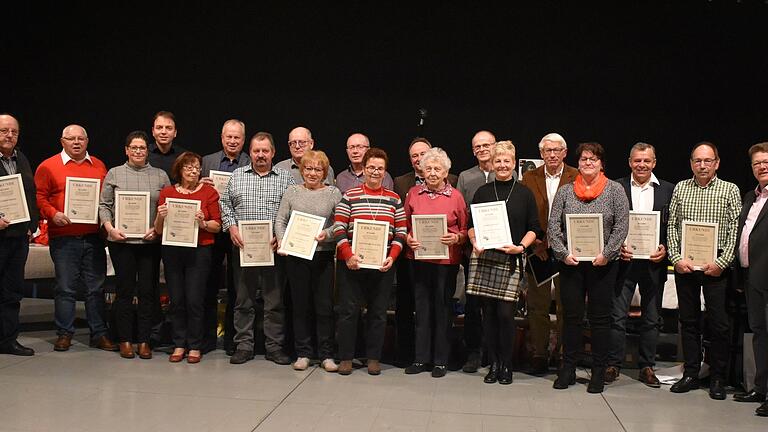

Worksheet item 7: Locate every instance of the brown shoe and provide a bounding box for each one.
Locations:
[137,343,152,359]
[638,367,661,388]
[119,342,135,359]
[169,348,186,363]
[90,335,118,351]
[338,360,353,375]
[604,366,620,383]
[368,359,381,375]
[187,350,202,364]
[54,334,72,352]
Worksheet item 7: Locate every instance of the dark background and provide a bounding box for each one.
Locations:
[3,1,768,191]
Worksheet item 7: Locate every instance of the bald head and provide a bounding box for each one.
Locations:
[287,126,314,161]
[60,124,89,161]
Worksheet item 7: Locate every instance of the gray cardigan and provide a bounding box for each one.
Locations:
[275,184,342,252]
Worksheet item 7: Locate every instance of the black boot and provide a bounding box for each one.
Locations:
[498,362,513,385]
[587,367,605,393]
[484,362,499,383]
[553,366,576,389]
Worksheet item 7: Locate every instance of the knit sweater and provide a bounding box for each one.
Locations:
[275,184,342,252]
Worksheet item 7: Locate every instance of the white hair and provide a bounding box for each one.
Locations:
[61,125,88,138]
[221,119,245,135]
[420,147,451,171]
[538,132,566,151]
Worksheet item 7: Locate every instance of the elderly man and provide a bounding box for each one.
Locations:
[201,119,250,354]
[148,111,187,182]
[220,132,296,365]
[607,143,674,387]
[667,142,740,400]
[35,125,116,352]
[336,133,394,193]
[0,114,38,356]
[275,126,334,185]
[520,132,578,374]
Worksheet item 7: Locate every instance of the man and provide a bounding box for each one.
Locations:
[336,132,394,193]
[667,142,740,400]
[520,132,578,374]
[35,125,116,352]
[607,143,674,387]
[220,132,296,365]
[200,119,250,355]
[0,114,38,356]
[274,126,334,185]
[148,111,187,182]
[733,142,768,417]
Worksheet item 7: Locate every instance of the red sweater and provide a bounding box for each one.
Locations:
[404,184,468,264]
[35,153,107,238]
[158,184,222,246]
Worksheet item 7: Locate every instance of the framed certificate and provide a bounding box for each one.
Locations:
[114,191,150,238]
[565,213,604,261]
[681,221,718,270]
[239,220,275,267]
[470,201,512,250]
[626,210,660,259]
[351,219,389,270]
[278,211,325,260]
[64,176,100,224]
[208,170,232,195]
[411,214,449,260]
[161,198,200,247]
[0,174,30,224]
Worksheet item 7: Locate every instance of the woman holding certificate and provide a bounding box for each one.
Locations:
[332,147,408,376]
[403,147,468,378]
[99,131,170,359]
[548,142,629,393]
[275,150,342,372]
[155,152,221,364]
[466,141,541,385]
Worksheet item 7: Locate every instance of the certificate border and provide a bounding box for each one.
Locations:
[351,219,389,270]
[470,200,513,250]
[565,213,604,261]
[681,220,719,271]
[208,170,232,195]
[161,197,201,248]
[626,210,660,260]
[239,220,275,267]
[64,176,101,224]
[278,210,325,260]
[411,214,449,260]
[0,173,31,224]
[114,190,151,238]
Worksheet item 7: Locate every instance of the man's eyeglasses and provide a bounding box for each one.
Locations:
[542,148,565,154]
[472,143,493,151]
[0,128,19,137]
[288,140,310,148]
[347,145,369,151]
[62,136,87,143]
[692,158,717,166]
[752,160,768,168]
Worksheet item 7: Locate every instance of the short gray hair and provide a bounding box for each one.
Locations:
[61,124,88,138]
[629,142,656,159]
[221,119,245,135]
[538,132,566,151]
[420,147,451,171]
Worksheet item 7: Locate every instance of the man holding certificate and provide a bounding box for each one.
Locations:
[667,142,741,400]
[35,124,116,352]
[0,114,38,357]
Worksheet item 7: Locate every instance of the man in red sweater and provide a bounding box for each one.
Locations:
[35,124,116,352]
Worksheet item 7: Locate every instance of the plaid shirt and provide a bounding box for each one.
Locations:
[667,176,741,269]
[219,164,296,232]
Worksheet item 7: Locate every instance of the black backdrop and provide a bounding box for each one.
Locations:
[3,1,768,192]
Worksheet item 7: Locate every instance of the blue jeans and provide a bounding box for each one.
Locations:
[49,235,108,337]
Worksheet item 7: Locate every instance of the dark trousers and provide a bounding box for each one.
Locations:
[0,236,28,347]
[336,264,394,360]
[286,251,335,359]
[608,261,661,369]
[395,257,415,363]
[108,241,160,343]
[162,245,212,350]
[745,270,768,394]
[412,261,458,366]
[481,297,517,365]
[462,254,483,356]
[559,261,618,369]
[204,232,235,351]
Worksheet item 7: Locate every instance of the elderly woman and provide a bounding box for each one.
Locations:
[275,150,342,372]
[154,152,221,364]
[333,147,407,375]
[99,131,170,359]
[466,141,541,385]
[548,142,629,393]
[403,147,467,378]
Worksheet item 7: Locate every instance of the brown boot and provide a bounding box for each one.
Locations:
[367,359,381,376]
[90,335,118,351]
[54,334,72,352]
[338,360,353,375]
[137,343,152,359]
[119,342,135,359]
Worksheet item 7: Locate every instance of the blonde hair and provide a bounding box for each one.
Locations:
[299,150,330,179]
[492,140,516,159]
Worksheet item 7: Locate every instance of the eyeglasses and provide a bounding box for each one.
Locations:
[288,140,310,148]
[183,165,201,172]
[303,166,324,173]
[692,158,717,166]
[365,166,384,173]
[472,143,493,151]
[62,136,87,143]
[0,128,19,137]
[542,148,565,154]
[127,146,147,153]
[752,160,768,168]
[347,145,369,151]
[579,157,599,164]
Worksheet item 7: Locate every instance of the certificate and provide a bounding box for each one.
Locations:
[64,176,100,224]
[161,198,200,247]
[208,170,232,195]
[565,213,604,261]
[114,191,150,238]
[278,211,325,260]
[351,219,389,269]
[470,201,512,250]
[681,221,718,270]
[411,214,449,260]
[239,220,275,267]
[626,211,660,259]
[0,174,30,224]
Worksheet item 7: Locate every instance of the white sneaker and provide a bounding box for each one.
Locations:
[293,357,310,371]
[322,358,339,372]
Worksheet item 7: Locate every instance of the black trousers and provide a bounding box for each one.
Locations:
[745,270,768,394]
[480,297,517,365]
[286,251,335,359]
[204,232,235,350]
[412,261,458,366]
[162,245,212,350]
[395,257,415,363]
[108,241,160,343]
[0,236,28,348]
[462,254,483,356]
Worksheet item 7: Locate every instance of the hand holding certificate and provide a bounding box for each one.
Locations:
[239,220,274,266]
[411,214,449,260]
[565,213,604,261]
[162,198,200,247]
[681,221,718,270]
[470,201,512,250]
[351,219,389,269]
[0,174,30,224]
[115,191,150,238]
[64,177,100,224]
[208,170,232,195]
[626,211,660,259]
[278,211,325,260]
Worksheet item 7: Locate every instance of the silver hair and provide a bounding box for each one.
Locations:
[538,132,566,151]
[629,142,656,159]
[221,119,245,136]
[61,125,88,138]
[420,147,451,171]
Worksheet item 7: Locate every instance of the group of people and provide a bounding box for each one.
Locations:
[0,111,767,416]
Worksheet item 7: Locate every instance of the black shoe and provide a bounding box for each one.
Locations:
[670,376,700,393]
[498,363,513,385]
[757,401,768,417]
[405,363,429,374]
[734,390,766,403]
[224,340,236,356]
[484,363,499,383]
[432,365,447,378]
[587,367,605,394]
[0,341,34,356]
[463,352,481,373]
[529,356,548,375]
[709,378,726,400]
[553,367,576,389]
[229,349,254,364]
[265,350,291,365]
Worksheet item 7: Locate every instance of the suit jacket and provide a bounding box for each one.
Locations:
[736,187,768,294]
[201,150,250,178]
[520,164,578,240]
[0,149,39,238]
[393,171,459,203]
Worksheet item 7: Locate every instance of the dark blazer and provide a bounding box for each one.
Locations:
[201,150,250,178]
[0,149,39,238]
[393,171,459,203]
[736,187,768,294]
[519,164,579,240]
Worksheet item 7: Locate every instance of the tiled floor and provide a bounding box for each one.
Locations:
[1,331,765,432]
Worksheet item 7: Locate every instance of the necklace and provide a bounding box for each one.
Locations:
[493,178,516,203]
[363,184,385,221]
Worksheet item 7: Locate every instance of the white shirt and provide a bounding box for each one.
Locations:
[545,165,564,214]
[630,172,658,211]
[739,185,768,267]
[60,150,93,165]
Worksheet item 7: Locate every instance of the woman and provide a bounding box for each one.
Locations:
[275,150,342,372]
[466,141,541,385]
[154,152,221,364]
[333,147,407,375]
[548,142,629,393]
[99,131,170,359]
[403,147,467,378]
